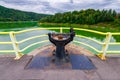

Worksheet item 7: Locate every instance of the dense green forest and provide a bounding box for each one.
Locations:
[0,5,50,21]
[40,9,120,25]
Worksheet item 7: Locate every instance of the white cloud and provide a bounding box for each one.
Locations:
[0,0,120,14]
[49,0,70,3]
[26,0,71,3]
[73,0,105,4]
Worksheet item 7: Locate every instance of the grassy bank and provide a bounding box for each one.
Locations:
[0,21,38,29]
[38,22,120,32]
[38,22,120,42]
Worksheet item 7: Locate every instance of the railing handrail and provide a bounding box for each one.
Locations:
[20,40,49,52]
[0,27,120,60]
[18,35,47,44]
[0,32,9,34]
[76,35,104,45]
[1,27,120,34]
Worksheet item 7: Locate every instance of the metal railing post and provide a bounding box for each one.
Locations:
[97,32,112,60]
[9,32,24,60]
[60,27,63,33]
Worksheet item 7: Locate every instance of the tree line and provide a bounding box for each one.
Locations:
[40,9,118,25]
[0,5,49,21]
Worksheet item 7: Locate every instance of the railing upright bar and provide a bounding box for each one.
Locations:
[9,32,24,60]
[97,32,112,60]
[60,27,63,33]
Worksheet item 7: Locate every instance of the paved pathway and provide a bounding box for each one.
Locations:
[0,44,120,80]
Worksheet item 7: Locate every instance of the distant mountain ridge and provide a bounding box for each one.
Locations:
[0,5,50,21]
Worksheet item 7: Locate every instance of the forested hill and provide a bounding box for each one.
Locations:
[40,9,118,25]
[0,5,50,21]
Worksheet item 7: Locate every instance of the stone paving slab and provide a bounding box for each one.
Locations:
[0,45,120,80]
[0,55,120,80]
[89,57,120,80]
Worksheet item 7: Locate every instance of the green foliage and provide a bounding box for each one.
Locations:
[0,5,50,21]
[0,21,38,29]
[39,23,120,32]
[40,9,117,25]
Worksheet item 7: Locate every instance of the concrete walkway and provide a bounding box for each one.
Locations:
[0,44,120,80]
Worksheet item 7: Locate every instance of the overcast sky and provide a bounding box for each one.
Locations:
[0,0,120,14]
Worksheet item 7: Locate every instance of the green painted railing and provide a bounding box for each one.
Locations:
[0,27,120,60]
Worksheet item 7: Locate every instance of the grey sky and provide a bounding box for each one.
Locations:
[0,0,120,14]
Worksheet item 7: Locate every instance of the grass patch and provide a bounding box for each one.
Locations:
[0,21,38,29]
[38,22,120,32]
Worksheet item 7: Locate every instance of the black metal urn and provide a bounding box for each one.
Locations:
[48,28,75,62]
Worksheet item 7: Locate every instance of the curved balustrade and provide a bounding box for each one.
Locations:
[0,27,120,60]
